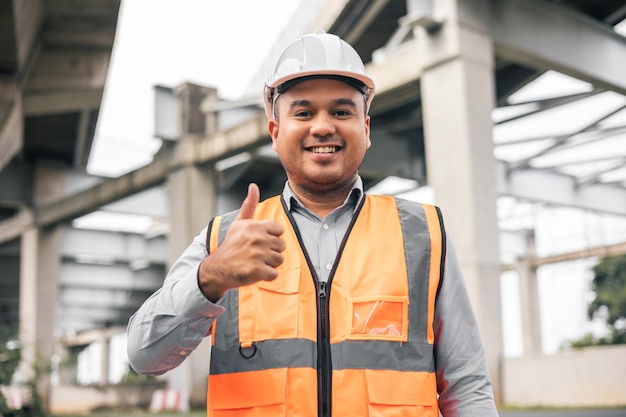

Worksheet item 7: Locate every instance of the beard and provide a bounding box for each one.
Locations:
[283,162,361,198]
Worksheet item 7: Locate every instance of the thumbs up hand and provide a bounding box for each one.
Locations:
[198,183,285,302]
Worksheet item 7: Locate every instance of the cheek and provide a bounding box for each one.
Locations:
[275,125,301,148]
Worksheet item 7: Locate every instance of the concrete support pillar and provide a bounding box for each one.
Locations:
[419,0,503,402]
[518,229,542,354]
[18,161,66,404]
[98,334,110,385]
[167,163,217,265]
[165,162,216,406]
[19,225,62,399]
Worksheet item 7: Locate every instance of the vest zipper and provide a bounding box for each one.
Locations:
[316,196,365,417]
[318,281,331,417]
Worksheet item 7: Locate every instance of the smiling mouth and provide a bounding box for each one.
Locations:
[309,146,339,154]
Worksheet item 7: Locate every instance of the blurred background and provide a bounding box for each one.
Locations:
[1,0,626,414]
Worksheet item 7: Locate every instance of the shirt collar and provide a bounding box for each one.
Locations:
[282,176,364,213]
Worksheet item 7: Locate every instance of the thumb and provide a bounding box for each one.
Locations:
[236,183,260,220]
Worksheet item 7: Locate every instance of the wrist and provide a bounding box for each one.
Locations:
[197,258,228,303]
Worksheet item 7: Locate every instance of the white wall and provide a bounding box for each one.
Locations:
[503,345,626,407]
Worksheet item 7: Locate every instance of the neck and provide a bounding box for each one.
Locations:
[290,180,356,218]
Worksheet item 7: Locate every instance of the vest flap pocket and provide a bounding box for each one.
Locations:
[255,265,300,294]
[365,369,437,406]
[209,368,287,409]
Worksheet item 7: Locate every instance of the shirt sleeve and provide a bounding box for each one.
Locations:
[126,226,225,375]
[435,236,499,416]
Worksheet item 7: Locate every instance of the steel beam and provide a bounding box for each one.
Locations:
[497,162,626,216]
[491,0,626,94]
[60,227,167,263]
[501,241,626,271]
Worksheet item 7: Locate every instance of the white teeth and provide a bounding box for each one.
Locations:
[311,146,337,153]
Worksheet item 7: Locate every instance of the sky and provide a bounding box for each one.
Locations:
[79,0,626,373]
[88,0,302,177]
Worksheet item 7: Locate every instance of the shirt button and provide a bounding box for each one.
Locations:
[323,223,329,230]
[325,263,332,271]
[179,350,187,356]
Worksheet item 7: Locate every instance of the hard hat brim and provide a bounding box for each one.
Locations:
[267,69,375,91]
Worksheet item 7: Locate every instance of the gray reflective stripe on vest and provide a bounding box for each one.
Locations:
[210,338,317,374]
[217,210,239,246]
[395,198,433,344]
[331,340,434,371]
[209,209,241,374]
[210,338,435,375]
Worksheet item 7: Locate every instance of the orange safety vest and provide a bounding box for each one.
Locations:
[205,194,446,417]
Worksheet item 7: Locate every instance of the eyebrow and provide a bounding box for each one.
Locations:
[288,98,358,109]
[288,99,312,109]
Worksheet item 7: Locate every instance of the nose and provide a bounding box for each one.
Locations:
[310,112,336,137]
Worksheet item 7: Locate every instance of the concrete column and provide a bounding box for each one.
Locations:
[165,162,216,407]
[178,83,218,138]
[98,334,110,385]
[419,0,503,402]
[19,225,62,398]
[18,161,66,403]
[518,229,542,354]
[167,163,217,265]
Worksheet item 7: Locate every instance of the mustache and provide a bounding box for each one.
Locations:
[306,135,344,145]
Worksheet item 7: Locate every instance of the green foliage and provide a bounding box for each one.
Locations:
[0,327,20,386]
[0,326,50,417]
[0,326,22,415]
[120,366,156,384]
[569,332,617,348]
[583,254,626,345]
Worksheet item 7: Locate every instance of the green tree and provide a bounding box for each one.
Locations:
[587,254,626,345]
[0,326,21,415]
[0,329,20,385]
[0,327,49,417]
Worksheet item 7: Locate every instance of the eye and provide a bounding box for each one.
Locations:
[333,109,353,117]
[294,110,313,118]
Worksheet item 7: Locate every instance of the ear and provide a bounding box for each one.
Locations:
[364,114,371,149]
[268,118,279,151]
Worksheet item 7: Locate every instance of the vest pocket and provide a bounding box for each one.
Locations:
[365,369,438,417]
[346,296,409,342]
[238,265,301,343]
[208,368,287,416]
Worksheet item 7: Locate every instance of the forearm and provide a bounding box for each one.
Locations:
[435,237,499,416]
[126,228,224,375]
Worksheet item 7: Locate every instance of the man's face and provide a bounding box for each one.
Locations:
[268,78,371,195]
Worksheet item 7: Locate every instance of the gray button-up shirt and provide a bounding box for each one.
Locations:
[283,178,362,282]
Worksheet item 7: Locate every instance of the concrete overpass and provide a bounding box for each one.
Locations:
[1,0,626,411]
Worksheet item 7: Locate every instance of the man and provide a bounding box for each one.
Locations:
[127,30,498,416]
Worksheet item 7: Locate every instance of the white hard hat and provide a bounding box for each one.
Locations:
[264,30,376,119]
